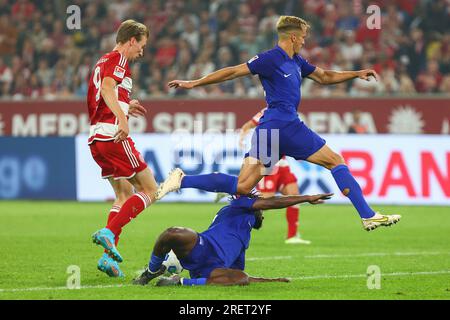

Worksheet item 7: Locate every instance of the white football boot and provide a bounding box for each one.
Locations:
[214,192,229,203]
[156,168,185,200]
[362,212,401,231]
[285,233,311,245]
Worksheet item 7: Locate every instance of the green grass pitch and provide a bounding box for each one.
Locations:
[0,201,449,300]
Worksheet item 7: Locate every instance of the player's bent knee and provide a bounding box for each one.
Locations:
[323,153,346,170]
[330,154,346,168]
[163,227,189,244]
[236,182,254,195]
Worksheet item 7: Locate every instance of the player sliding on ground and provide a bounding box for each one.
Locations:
[87,20,158,277]
[160,15,400,232]
[133,192,332,286]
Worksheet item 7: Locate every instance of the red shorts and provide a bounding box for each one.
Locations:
[257,166,298,193]
[89,137,147,179]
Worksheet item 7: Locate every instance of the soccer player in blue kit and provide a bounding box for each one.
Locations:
[161,16,401,231]
[133,192,332,286]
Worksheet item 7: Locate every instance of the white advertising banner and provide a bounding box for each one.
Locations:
[76,134,450,205]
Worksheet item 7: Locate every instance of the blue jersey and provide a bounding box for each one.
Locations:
[199,196,258,269]
[246,45,316,123]
[179,196,258,278]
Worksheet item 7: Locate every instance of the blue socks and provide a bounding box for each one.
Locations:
[148,253,164,273]
[331,165,375,219]
[180,173,238,194]
[181,278,207,286]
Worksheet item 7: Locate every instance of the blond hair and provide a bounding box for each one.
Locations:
[116,19,149,44]
[276,16,310,37]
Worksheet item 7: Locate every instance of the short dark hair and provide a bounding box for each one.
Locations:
[116,19,149,44]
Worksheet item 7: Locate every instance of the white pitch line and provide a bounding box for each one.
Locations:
[1,270,449,293]
[304,252,449,259]
[290,270,450,280]
[247,256,292,261]
[0,284,132,293]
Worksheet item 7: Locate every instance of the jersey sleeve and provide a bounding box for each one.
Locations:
[298,56,316,77]
[103,53,127,83]
[231,196,258,210]
[246,51,274,78]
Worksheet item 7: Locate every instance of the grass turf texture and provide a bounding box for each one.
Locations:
[0,201,449,300]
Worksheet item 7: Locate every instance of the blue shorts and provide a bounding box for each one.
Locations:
[179,234,225,279]
[245,118,326,168]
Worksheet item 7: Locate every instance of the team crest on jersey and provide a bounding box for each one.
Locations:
[114,66,125,79]
[248,55,259,64]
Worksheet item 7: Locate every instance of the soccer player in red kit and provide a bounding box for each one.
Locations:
[239,108,311,244]
[87,20,157,277]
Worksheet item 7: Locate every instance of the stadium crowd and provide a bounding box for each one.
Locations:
[0,0,448,100]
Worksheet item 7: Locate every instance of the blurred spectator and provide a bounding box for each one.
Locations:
[415,60,443,93]
[398,71,417,94]
[0,14,18,56]
[0,0,448,100]
[0,57,12,83]
[348,110,368,134]
[339,31,363,67]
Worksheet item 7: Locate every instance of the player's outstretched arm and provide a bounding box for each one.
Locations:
[307,67,380,85]
[248,276,290,283]
[168,63,251,89]
[252,193,333,210]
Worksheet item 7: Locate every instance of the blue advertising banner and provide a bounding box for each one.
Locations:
[0,138,76,200]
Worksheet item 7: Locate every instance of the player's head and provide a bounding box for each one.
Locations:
[116,19,149,61]
[276,16,310,54]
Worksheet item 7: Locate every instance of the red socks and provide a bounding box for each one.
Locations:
[286,206,299,239]
[107,205,122,245]
[106,192,152,236]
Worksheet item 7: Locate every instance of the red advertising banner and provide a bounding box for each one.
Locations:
[0,98,448,136]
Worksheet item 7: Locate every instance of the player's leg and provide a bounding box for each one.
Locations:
[105,168,157,237]
[203,268,290,286]
[92,138,149,262]
[280,182,311,244]
[156,156,266,199]
[133,227,197,285]
[156,121,278,199]
[155,268,290,286]
[206,268,250,286]
[307,144,401,230]
[236,156,266,194]
[157,268,251,286]
[97,178,134,277]
[107,178,135,246]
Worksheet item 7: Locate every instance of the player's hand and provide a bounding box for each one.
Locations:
[168,80,195,89]
[357,69,379,82]
[128,99,147,118]
[114,119,129,143]
[307,193,334,205]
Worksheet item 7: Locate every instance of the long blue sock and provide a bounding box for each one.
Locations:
[180,173,238,194]
[331,164,375,219]
[148,253,164,273]
[181,278,207,286]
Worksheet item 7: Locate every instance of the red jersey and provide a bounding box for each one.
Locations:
[251,107,289,168]
[87,50,132,144]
